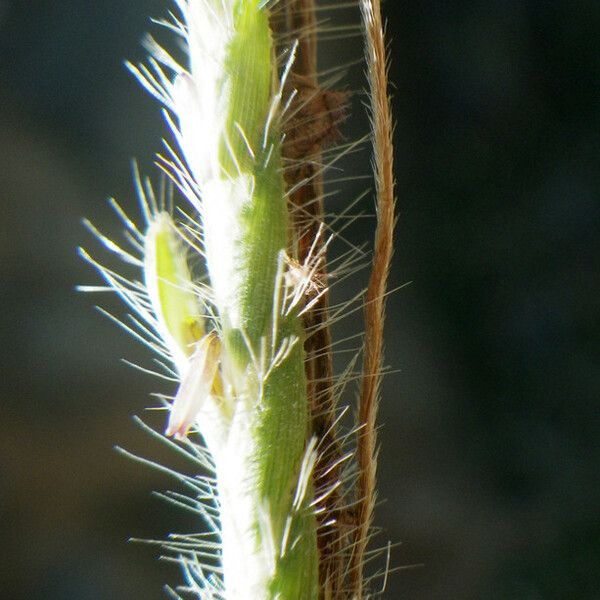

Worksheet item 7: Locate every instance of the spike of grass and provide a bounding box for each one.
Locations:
[81,0,396,598]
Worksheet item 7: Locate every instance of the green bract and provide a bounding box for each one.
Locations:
[144,212,203,371]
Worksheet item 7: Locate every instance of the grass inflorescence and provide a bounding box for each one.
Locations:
[80,1,395,598]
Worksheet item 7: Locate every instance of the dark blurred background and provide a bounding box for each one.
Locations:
[0,1,598,598]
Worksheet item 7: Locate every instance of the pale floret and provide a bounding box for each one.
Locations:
[166,331,221,439]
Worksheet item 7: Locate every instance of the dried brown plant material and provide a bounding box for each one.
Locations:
[351,0,396,597]
[274,1,353,595]
[283,73,348,162]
